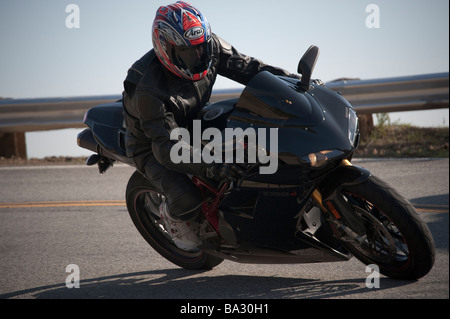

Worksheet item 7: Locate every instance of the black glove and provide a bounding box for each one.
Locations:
[205,163,247,182]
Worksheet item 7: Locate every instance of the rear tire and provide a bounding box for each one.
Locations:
[337,175,435,279]
[125,171,224,270]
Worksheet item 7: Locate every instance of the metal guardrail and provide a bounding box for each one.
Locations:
[0,72,448,133]
[0,95,121,133]
[0,91,240,133]
[326,72,449,115]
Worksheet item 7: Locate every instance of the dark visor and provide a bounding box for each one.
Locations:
[170,39,212,75]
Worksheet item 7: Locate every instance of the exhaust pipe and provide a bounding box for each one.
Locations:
[77,128,98,153]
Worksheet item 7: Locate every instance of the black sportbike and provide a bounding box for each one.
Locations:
[77,46,435,279]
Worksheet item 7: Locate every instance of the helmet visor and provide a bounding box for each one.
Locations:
[170,39,212,76]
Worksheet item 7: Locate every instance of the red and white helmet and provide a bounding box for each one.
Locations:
[152,1,213,81]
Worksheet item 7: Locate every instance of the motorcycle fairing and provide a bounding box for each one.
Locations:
[214,184,350,263]
[226,71,356,165]
[83,102,126,156]
[220,185,306,247]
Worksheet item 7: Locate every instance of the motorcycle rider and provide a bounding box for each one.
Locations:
[122,1,299,251]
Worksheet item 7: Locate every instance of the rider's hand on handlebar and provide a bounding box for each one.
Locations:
[206,163,247,182]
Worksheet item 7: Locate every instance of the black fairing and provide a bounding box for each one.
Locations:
[227,71,355,166]
[83,102,126,155]
[81,102,134,166]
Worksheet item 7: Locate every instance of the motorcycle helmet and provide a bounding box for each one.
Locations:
[152,1,213,81]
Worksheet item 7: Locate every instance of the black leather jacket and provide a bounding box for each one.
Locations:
[122,34,297,177]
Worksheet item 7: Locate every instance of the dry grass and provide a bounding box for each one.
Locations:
[355,125,449,158]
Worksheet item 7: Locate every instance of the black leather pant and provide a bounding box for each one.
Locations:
[136,155,203,221]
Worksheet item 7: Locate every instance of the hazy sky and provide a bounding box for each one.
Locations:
[1,0,448,98]
[0,0,448,157]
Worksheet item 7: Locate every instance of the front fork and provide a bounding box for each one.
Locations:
[312,159,371,242]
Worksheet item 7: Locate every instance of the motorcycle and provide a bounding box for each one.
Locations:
[77,46,435,279]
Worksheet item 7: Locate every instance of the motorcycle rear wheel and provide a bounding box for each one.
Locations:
[125,170,224,270]
[337,175,435,280]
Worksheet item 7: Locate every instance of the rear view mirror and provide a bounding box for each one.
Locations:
[297,45,320,90]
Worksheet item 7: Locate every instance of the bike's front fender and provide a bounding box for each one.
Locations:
[315,161,372,236]
[320,161,371,199]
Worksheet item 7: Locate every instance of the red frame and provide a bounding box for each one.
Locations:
[191,176,229,232]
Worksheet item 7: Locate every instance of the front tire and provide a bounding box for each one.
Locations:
[335,175,435,279]
[125,171,224,270]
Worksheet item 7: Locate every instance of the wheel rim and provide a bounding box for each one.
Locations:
[342,192,411,267]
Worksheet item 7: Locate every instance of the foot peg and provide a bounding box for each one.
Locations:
[86,154,114,174]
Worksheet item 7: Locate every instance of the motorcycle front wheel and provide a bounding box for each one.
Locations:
[125,170,224,270]
[336,175,435,280]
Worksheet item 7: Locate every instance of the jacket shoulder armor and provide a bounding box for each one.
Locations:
[124,50,157,97]
[215,34,232,54]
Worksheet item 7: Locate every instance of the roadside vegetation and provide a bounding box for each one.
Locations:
[354,113,449,158]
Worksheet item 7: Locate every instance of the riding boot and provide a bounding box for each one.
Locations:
[159,202,202,252]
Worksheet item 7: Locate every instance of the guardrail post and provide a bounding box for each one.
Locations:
[358,114,374,141]
[0,132,27,159]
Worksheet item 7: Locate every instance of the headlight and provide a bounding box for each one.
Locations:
[348,107,359,147]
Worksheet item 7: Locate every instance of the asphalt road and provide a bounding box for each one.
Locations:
[0,158,448,301]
